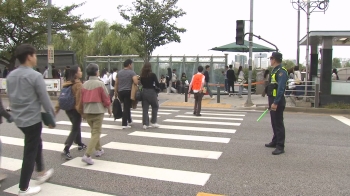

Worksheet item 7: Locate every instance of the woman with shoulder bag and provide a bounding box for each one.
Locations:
[140,63,160,130]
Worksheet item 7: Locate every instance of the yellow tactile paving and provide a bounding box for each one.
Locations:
[196,192,225,196]
[161,99,232,109]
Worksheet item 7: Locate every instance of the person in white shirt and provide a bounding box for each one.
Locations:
[237,66,244,98]
[42,66,48,78]
[109,68,118,102]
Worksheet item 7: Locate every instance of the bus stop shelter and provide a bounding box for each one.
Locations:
[299,31,350,105]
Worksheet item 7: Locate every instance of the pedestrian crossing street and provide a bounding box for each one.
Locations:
[2,108,250,195]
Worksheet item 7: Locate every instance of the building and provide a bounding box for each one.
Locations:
[235,54,247,68]
[254,53,268,69]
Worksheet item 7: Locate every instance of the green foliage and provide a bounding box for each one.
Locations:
[344,61,350,67]
[0,0,92,69]
[332,58,341,68]
[51,21,139,66]
[116,0,186,62]
[323,102,350,109]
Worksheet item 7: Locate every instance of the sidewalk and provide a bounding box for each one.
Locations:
[159,93,282,109]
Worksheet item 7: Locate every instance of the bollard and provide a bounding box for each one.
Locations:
[314,83,319,108]
[185,86,188,102]
[217,83,220,103]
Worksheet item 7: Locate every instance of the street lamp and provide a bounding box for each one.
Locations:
[290,0,329,97]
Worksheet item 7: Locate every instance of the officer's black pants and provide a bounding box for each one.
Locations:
[268,96,286,149]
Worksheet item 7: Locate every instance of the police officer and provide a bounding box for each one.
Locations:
[265,52,288,155]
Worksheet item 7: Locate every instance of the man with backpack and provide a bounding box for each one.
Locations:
[109,68,118,102]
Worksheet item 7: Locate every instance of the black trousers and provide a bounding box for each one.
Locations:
[227,80,235,94]
[65,109,82,151]
[268,96,286,149]
[118,90,132,126]
[18,122,44,190]
[194,92,203,115]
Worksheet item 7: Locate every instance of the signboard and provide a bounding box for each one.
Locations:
[0,78,61,92]
[48,45,54,63]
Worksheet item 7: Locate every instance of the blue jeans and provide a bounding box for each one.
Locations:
[238,85,243,96]
[224,79,228,91]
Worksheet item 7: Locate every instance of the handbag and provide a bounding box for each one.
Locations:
[135,85,142,101]
[112,98,123,120]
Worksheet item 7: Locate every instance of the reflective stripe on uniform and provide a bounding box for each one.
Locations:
[271,67,288,97]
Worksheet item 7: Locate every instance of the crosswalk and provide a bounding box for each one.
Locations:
[2,108,247,195]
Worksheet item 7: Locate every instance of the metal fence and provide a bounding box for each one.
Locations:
[84,55,228,90]
[285,80,320,108]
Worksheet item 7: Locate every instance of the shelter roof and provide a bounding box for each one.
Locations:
[299,31,350,46]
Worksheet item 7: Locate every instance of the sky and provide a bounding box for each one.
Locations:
[55,0,349,64]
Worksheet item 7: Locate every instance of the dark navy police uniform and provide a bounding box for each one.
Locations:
[266,52,288,155]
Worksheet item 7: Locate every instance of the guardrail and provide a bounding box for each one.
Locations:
[285,80,320,108]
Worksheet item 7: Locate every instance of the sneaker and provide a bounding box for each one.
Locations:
[143,125,148,130]
[78,144,87,151]
[36,168,54,185]
[95,149,105,157]
[122,126,131,129]
[128,122,133,126]
[211,96,216,100]
[150,123,159,128]
[63,150,73,160]
[82,155,94,165]
[18,186,41,196]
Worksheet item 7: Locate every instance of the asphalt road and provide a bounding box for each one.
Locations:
[0,99,349,196]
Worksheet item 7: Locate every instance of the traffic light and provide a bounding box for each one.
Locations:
[236,20,245,45]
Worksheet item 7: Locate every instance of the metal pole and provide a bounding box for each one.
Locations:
[297,0,300,68]
[47,0,52,78]
[245,0,254,107]
[217,83,220,103]
[305,1,310,98]
[259,53,262,69]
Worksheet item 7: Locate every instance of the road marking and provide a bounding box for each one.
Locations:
[62,157,211,186]
[102,142,222,159]
[184,112,245,117]
[56,121,122,130]
[129,131,230,143]
[175,115,243,121]
[131,111,171,115]
[197,192,225,196]
[199,111,246,114]
[0,136,76,151]
[4,180,114,196]
[103,118,142,123]
[331,115,350,126]
[158,125,236,134]
[164,119,241,126]
[42,128,107,138]
[0,157,22,171]
[104,114,159,118]
[132,109,179,112]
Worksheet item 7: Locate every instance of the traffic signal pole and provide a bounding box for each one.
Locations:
[244,0,254,107]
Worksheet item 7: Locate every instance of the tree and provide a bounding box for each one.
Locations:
[344,61,350,67]
[332,58,341,68]
[116,0,186,62]
[0,0,92,69]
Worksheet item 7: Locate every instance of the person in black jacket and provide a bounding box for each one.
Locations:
[0,96,14,181]
[204,65,214,99]
[226,64,236,96]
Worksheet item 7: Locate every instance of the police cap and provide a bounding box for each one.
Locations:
[270,52,283,61]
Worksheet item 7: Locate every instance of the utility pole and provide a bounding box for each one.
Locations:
[297,0,300,68]
[245,0,254,107]
[47,0,53,78]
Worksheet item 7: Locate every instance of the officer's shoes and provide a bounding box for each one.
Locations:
[272,148,285,155]
[265,143,276,148]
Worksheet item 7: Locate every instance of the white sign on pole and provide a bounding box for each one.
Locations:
[48,45,54,64]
